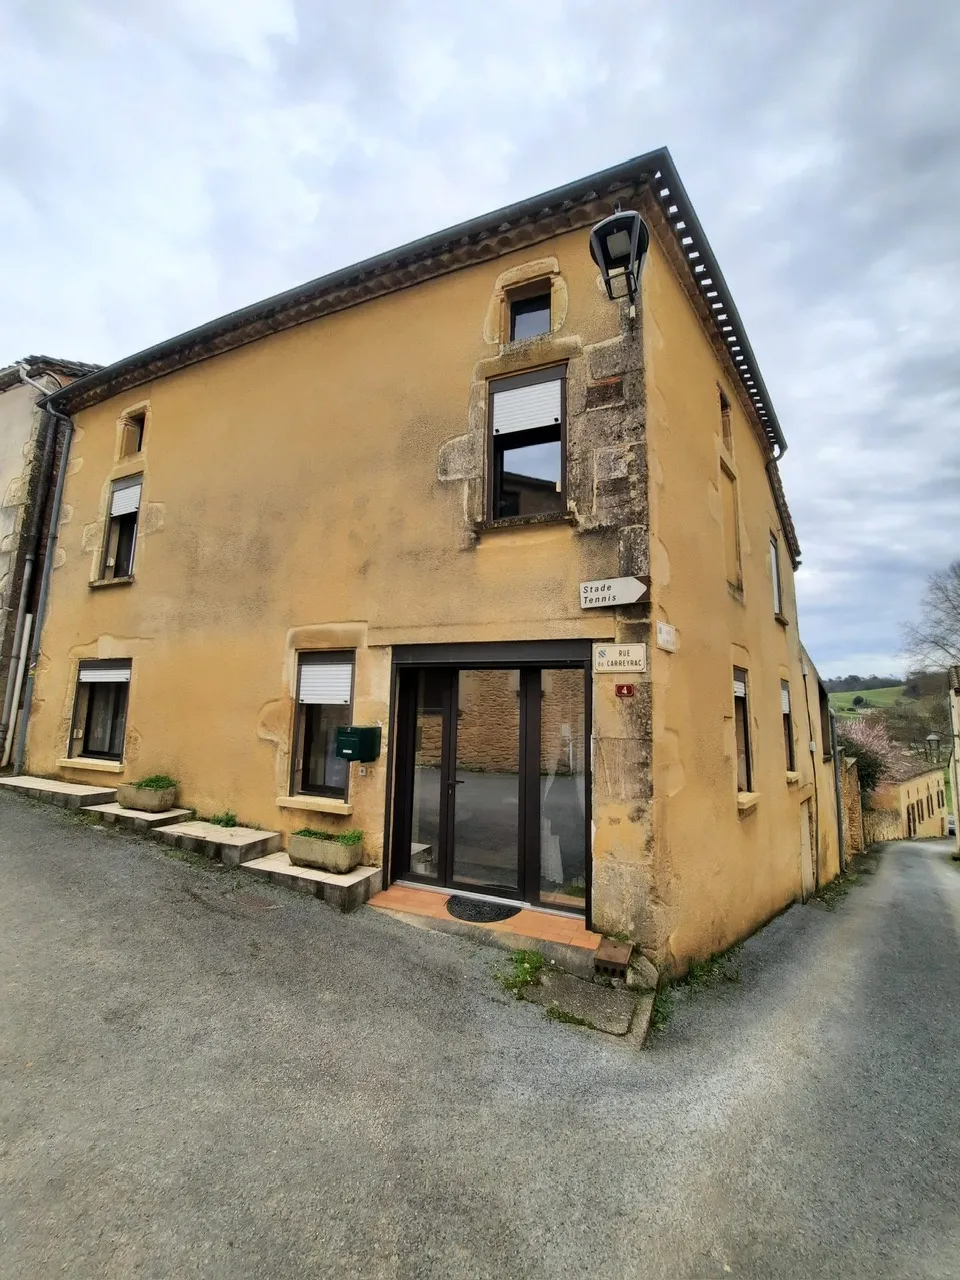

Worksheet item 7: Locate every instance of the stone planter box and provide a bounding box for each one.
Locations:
[117,783,178,813]
[288,832,362,875]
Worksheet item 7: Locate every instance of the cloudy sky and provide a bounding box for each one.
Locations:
[2,0,957,677]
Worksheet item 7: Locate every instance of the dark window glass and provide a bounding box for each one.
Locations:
[112,513,137,578]
[510,293,551,341]
[494,435,562,519]
[299,703,351,797]
[71,680,129,760]
[734,668,752,793]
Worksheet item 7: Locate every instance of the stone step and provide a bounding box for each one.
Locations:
[154,820,281,867]
[0,775,117,808]
[242,851,381,913]
[83,802,195,831]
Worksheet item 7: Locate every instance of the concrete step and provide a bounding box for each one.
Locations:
[0,775,117,808]
[83,802,195,831]
[154,820,281,867]
[242,851,381,913]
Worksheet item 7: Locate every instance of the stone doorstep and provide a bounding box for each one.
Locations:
[154,820,281,867]
[371,905,598,981]
[0,775,117,808]
[522,969,649,1039]
[242,851,381,914]
[82,802,194,831]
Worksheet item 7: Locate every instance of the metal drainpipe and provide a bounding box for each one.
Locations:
[0,372,63,750]
[829,707,846,873]
[12,390,74,776]
[800,661,821,891]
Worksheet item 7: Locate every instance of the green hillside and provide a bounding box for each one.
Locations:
[829,685,905,717]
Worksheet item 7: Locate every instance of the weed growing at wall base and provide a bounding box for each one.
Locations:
[495,949,545,997]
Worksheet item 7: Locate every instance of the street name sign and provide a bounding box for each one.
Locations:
[579,576,650,609]
[593,644,647,674]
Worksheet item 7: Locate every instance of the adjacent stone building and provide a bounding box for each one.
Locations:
[0,356,99,763]
[18,149,841,969]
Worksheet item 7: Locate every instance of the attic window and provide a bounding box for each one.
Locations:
[120,410,146,458]
[719,388,732,453]
[509,291,551,342]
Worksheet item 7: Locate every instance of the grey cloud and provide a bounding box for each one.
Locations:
[1,0,958,676]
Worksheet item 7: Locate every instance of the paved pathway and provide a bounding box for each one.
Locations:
[1,792,958,1278]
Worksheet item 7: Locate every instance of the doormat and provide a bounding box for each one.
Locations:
[446,896,521,924]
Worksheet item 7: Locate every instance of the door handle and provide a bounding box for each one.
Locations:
[447,779,466,787]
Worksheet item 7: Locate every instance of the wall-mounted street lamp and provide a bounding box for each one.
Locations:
[925,732,941,763]
[589,210,650,319]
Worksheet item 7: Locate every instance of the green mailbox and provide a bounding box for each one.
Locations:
[335,724,381,763]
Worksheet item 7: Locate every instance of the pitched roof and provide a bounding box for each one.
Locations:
[0,354,101,395]
[45,149,785,443]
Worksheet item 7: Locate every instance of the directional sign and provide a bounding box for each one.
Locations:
[593,644,647,674]
[579,576,650,609]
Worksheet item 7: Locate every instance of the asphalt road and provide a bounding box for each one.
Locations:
[1,791,958,1279]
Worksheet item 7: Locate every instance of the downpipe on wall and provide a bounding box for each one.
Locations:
[0,368,63,760]
[12,385,74,776]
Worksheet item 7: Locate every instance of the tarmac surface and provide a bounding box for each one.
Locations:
[1,790,958,1278]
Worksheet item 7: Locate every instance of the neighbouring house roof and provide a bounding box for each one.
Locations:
[41,148,799,554]
[0,354,102,395]
[886,756,946,786]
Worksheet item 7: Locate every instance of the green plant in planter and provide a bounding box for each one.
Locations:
[293,827,363,845]
[288,827,364,873]
[134,774,178,791]
[117,773,180,813]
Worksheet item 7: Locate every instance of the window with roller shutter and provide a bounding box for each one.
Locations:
[101,474,142,580]
[69,660,132,761]
[488,365,565,521]
[291,652,355,799]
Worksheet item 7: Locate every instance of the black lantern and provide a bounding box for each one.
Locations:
[589,210,649,309]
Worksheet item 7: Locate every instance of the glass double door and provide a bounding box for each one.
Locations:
[393,666,588,911]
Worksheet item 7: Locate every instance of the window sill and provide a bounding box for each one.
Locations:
[276,795,353,816]
[774,612,789,627]
[89,576,135,589]
[58,757,124,773]
[786,771,800,785]
[474,512,575,534]
[737,791,760,814]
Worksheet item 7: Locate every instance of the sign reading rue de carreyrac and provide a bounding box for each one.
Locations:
[593,644,648,674]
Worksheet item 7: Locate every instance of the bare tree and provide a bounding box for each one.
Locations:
[903,560,960,670]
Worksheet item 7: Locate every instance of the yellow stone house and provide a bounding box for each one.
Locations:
[872,765,949,840]
[16,148,841,970]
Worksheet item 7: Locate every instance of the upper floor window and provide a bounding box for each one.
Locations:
[781,680,795,771]
[771,533,784,618]
[818,683,832,762]
[69,660,131,761]
[292,652,354,799]
[733,668,752,793]
[119,410,146,458]
[102,475,142,581]
[719,387,732,453]
[721,461,741,591]
[488,366,565,522]
[509,290,551,341]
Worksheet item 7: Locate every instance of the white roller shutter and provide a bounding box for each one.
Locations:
[79,664,131,683]
[781,684,791,714]
[111,480,142,517]
[298,661,352,705]
[492,377,562,436]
